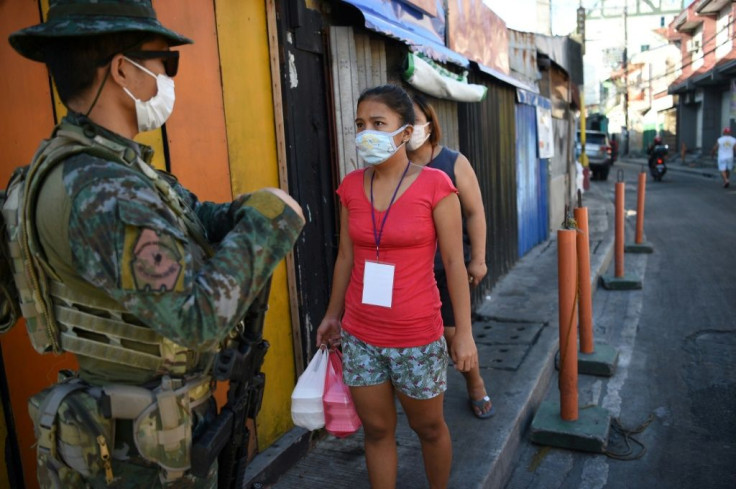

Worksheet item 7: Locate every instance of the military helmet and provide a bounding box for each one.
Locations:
[9,0,192,62]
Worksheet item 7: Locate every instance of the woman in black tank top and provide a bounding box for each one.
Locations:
[407,94,495,419]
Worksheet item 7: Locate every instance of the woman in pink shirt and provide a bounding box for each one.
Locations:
[316,85,477,489]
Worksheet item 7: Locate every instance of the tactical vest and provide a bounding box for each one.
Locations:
[1,121,211,374]
[2,121,222,483]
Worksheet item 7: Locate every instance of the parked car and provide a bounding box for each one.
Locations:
[576,130,613,181]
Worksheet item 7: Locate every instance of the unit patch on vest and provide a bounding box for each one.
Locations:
[121,227,185,292]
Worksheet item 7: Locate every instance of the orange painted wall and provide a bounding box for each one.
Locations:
[153,0,233,411]
[155,0,233,202]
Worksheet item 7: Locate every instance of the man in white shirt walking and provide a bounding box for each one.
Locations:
[712,127,736,188]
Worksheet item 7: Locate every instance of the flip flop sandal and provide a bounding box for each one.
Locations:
[469,396,496,419]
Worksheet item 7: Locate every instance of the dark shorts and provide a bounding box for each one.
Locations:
[435,268,454,326]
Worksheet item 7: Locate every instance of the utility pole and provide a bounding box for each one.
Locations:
[578,3,588,173]
[623,5,629,155]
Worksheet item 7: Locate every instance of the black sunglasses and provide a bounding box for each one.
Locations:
[122,50,180,77]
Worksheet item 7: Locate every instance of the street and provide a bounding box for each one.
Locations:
[504,161,736,489]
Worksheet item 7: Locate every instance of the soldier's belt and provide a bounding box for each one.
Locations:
[30,374,212,485]
[110,375,212,481]
[100,375,211,420]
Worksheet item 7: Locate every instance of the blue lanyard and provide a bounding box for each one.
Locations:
[370,161,411,260]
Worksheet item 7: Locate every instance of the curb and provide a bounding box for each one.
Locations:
[243,428,311,487]
[480,227,615,489]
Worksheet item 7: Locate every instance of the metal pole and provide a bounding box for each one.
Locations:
[558,228,579,421]
[623,6,629,156]
[615,179,625,278]
[635,171,647,244]
[574,206,594,354]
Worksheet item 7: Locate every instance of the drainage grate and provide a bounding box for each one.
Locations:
[472,319,546,371]
[474,320,544,345]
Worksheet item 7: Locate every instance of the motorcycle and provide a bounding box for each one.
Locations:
[648,144,668,181]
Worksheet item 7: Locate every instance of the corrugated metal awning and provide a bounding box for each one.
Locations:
[475,62,537,91]
[338,0,469,68]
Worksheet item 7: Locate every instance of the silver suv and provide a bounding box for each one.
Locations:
[576,130,613,181]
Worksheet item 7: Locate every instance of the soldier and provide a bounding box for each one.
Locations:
[4,0,305,487]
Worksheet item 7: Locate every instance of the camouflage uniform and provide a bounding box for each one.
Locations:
[5,1,305,487]
[26,112,302,489]
[40,112,302,385]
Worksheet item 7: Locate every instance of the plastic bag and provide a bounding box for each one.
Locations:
[323,349,361,438]
[291,348,328,430]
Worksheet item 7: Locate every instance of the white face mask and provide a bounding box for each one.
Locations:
[407,122,430,151]
[355,125,409,166]
[122,57,176,133]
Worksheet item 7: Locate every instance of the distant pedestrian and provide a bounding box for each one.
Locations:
[316,84,478,489]
[406,93,495,419]
[610,133,619,163]
[711,127,736,188]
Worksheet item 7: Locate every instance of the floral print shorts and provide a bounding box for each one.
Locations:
[340,329,448,400]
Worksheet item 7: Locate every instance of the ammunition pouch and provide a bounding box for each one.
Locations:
[0,190,20,333]
[29,374,212,485]
[131,375,211,481]
[29,379,114,486]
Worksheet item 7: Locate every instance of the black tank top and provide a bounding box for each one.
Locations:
[428,147,459,185]
[427,147,471,269]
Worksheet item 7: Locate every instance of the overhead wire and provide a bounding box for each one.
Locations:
[590,15,736,88]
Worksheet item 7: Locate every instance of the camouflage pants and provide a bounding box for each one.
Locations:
[37,457,217,489]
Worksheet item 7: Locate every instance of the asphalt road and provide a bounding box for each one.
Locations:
[504,163,736,489]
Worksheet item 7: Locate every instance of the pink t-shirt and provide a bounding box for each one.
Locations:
[336,166,458,348]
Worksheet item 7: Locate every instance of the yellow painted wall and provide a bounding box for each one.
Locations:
[215,0,297,448]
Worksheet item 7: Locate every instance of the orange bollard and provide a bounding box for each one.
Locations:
[614,181,625,278]
[574,207,594,354]
[635,171,646,244]
[557,229,579,421]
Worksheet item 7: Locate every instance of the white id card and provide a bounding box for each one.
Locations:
[362,260,395,307]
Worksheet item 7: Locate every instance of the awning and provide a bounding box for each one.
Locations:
[715,54,736,76]
[338,0,469,68]
[403,53,487,102]
[516,88,551,109]
[669,49,736,94]
[474,62,537,91]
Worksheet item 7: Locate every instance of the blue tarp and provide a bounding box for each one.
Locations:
[516,88,551,108]
[515,103,549,257]
[339,0,469,68]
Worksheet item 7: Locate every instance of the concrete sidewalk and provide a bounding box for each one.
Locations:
[244,182,616,489]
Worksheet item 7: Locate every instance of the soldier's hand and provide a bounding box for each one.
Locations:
[262,187,305,222]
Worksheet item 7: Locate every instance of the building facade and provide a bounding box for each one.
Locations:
[668,0,736,157]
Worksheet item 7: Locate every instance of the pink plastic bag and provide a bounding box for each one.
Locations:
[322,349,361,438]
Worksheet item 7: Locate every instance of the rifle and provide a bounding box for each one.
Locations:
[190,278,272,487]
